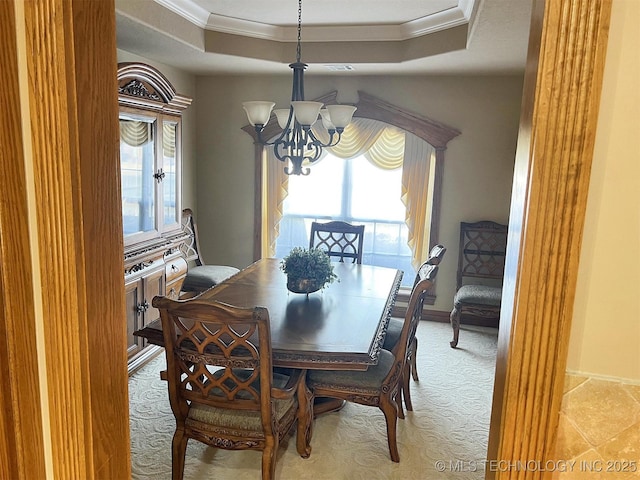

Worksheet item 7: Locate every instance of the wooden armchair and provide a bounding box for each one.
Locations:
[449,220,507,348]
[309,221,365,264]
[180,208,240,294]
[306,264,437,463]
[383,245,445,415]
[153,296,313,480]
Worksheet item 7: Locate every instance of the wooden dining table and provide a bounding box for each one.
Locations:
[134,257,404,372]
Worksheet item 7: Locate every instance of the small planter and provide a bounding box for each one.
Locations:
[280,247,337,296]
[286,276,323,295]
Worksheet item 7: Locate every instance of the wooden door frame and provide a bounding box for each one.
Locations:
[0,0,611,478]
[487,0,612,477]
[0,0,129,478]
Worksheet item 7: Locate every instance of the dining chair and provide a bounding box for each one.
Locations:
[308,220,365,264]
[180,208,240,295]
[306,264,438,463]
[449,220,507,348]
[153,296,313,480]
[382,245,445,415]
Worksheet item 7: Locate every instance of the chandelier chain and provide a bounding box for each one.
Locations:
[242,0,356,175]
[296,0,302,63]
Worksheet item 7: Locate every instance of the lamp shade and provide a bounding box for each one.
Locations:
[326,105,357,128]
[319,109,335,130]
[274,108,292,130]
[242,101,275,126]
[291,101,323,126]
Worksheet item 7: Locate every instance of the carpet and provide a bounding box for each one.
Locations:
[129,321,498,480]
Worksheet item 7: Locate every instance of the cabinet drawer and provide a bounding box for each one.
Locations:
[165,256,188,283]
[166,278,184,300]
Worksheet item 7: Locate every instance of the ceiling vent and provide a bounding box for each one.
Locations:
[324,65,355,72]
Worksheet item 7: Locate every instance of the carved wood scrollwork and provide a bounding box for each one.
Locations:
[118,79,161,101]
[125,260,154,276]
[117,62,192,114]
[191,431,261,450]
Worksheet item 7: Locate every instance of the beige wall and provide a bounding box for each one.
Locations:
[194,74,523,311]
[116,49,198,211]
[567,0,640,381]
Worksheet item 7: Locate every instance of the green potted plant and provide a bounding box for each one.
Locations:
[280,247,338,295]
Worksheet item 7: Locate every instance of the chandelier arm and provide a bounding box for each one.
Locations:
[304,143,322,164]
[273,141,291,163]
[306,129,338,149]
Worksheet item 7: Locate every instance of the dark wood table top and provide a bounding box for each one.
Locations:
[135,258,403,370]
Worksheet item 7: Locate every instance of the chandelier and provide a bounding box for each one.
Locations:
[242,0,357,176]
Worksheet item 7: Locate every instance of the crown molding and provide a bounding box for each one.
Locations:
[154,0,475,42]
[154,0,210,28]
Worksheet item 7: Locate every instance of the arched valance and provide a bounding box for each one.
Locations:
[243,90,461,262]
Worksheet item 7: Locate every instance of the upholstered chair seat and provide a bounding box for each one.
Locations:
[453,285,502,306]
[188,370,298,432]
[180,265,240,293]
[307,350,395,391]
[383,319,403,354]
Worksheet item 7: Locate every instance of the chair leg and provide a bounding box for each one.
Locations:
[410,337,419,381]
[450,306,461,348]
[380,394,400,462]
[402,361,413,413]
[171,428,188,480]
[262,437,277,480]
[397,371,405,420]
[296,379,313,458]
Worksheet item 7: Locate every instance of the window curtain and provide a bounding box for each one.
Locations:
[162,122,176,158]
[262,117,435,269]
[119,120,153,146]
[262,147,289,258]
[401,133,435,270]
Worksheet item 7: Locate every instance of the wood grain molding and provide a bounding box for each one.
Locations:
[487,1,612,478]
[1,0,129,478]
[0,1,46,478]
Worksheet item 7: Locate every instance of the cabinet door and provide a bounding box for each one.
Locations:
[142,266,165,328]
[125,278,143,358]
[120,113,160,246]
[160,117,181,234]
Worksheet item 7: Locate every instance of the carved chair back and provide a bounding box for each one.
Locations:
[456,221,507,289]
[392,264,439,363]
[426,244,447,266]
[156,298,275,422]
[180,208,205,266]
[309,221,365,264]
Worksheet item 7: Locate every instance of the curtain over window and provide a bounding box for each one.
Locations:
[262,118,435,271]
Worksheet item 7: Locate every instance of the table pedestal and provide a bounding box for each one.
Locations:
[313,397,346,417]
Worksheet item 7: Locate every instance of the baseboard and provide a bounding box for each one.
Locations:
[419,309,499,328]
[128,345,164,376]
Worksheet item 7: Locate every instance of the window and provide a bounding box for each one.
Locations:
[275,153,416,286]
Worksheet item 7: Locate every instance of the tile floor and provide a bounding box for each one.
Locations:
[552,374,640,479]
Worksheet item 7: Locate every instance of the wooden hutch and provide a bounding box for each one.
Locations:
[117,63,190,373]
